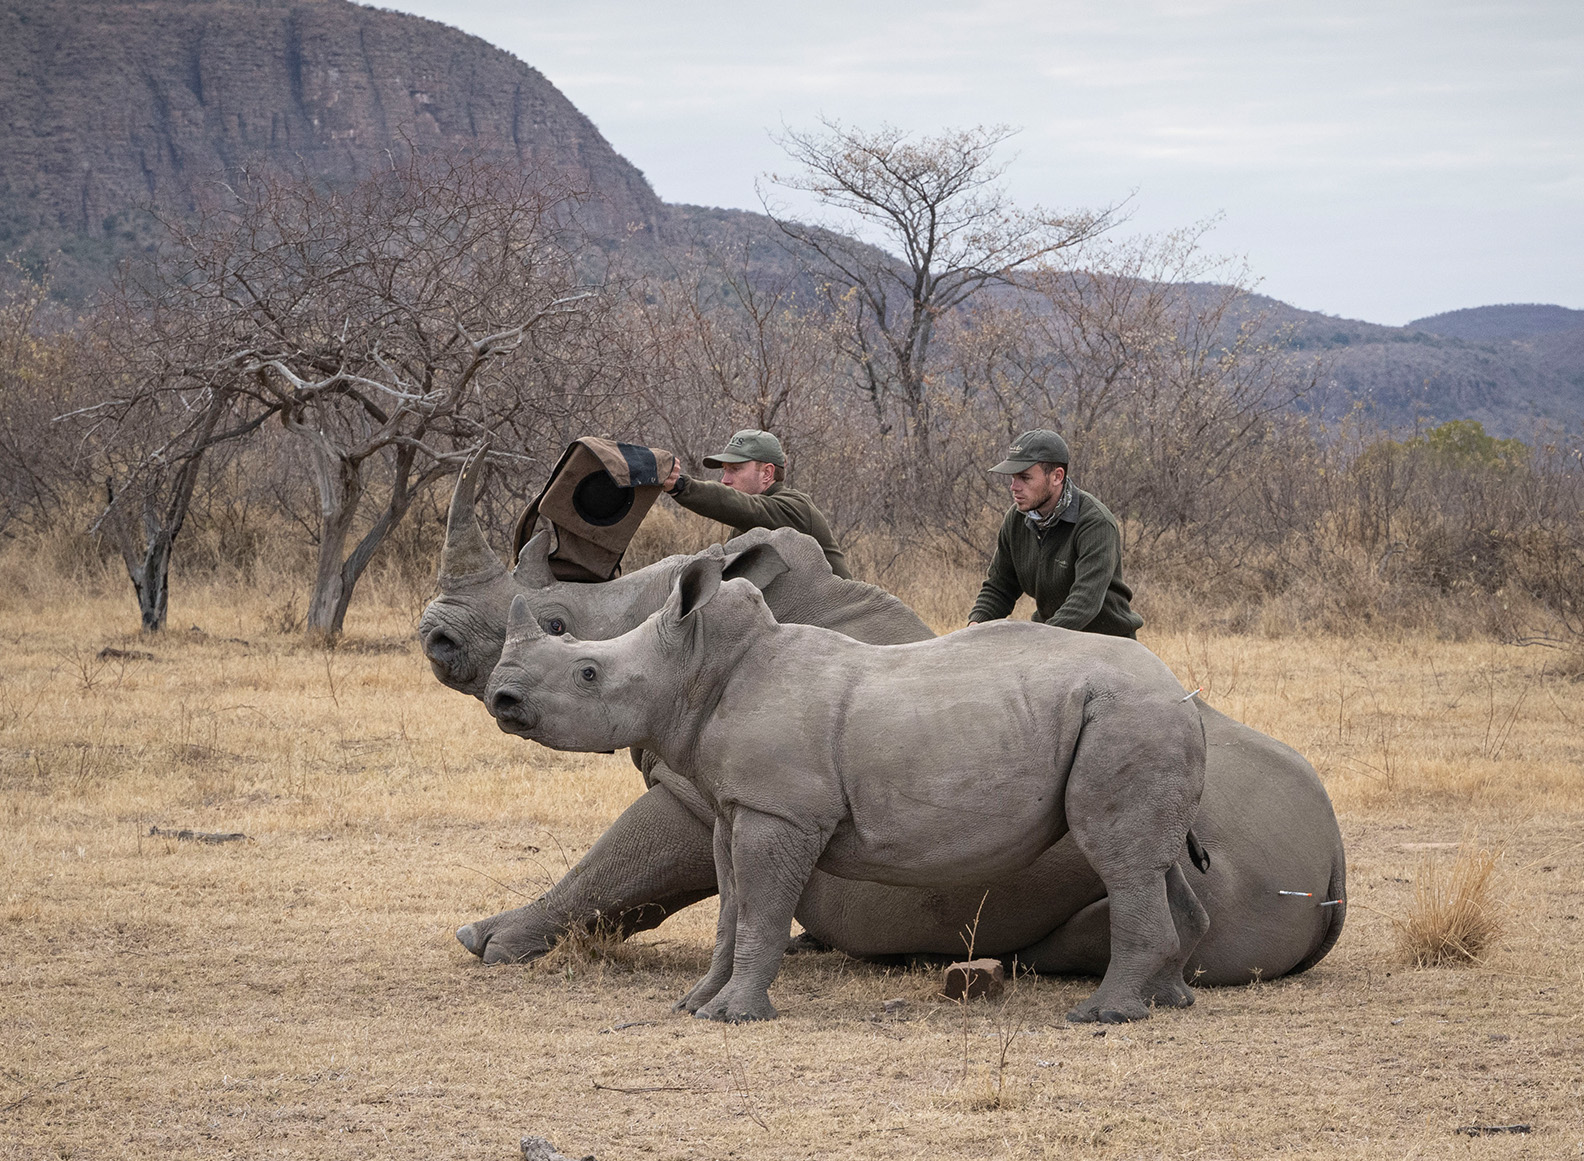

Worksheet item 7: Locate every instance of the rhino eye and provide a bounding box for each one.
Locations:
[579,666,597,683]
[545,618,566,636]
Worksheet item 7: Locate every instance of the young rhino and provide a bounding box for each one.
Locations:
[486,555,1210,1024]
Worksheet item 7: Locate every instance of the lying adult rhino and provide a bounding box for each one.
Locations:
[488,554,1211,1023]
[419,458,1346,986]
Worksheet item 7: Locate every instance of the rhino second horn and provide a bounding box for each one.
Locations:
[438,447,505,585]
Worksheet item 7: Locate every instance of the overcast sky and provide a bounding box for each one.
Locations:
[386,0,1582,326]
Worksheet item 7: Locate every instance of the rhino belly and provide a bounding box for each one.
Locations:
[815,799,1065,887]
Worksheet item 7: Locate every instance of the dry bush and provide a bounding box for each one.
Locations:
[1396,843,1505,967]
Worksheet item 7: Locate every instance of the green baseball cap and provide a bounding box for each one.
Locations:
[702,429,785,469]
[989,429,1070,474]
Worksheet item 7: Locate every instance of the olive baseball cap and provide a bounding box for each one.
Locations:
[702,429,785,469]
[989,429,1070,474]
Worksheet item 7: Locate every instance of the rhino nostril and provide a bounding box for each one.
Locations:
[489,688,524,720]
[426,630,458,660]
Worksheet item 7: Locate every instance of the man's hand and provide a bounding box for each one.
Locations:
[662,458,682,493]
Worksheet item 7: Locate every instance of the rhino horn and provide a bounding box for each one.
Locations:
[438,446,505,586]
[513,530,555,589]
[506,593,547,644]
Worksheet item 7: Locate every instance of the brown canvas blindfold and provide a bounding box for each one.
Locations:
[511,437,677,582]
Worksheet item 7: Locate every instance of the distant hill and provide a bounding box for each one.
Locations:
[1409,304,1584,342]
[1184,292,1584,436]
[1,0,1578,436]
[0,0,663,292]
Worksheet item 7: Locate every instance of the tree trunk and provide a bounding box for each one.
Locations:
[103,445,208,633]
[304,453,363,640]
[131,530,174,632]
[300,441,421,639]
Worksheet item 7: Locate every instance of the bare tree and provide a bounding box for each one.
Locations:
[0,269,78,538]
[138,150,597,636]
[921,226,1320,570]
[762,120,1113,448]
[54,250,287,631]
[612,252,894,540]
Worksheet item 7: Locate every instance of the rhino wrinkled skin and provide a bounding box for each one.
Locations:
[419,454,1346,1002]
[489,556,1216,1023]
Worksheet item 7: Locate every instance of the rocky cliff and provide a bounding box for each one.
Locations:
[0,0,663,275]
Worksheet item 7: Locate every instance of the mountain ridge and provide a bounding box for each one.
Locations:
[2,0,1578,436]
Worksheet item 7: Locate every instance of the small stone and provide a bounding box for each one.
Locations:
[941,958,1005,1001]
[882,997,907,1016]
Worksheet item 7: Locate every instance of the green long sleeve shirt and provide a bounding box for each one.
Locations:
[969,487,1143,637]
[669,478,852,580]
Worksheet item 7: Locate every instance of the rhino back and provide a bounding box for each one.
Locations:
[701,620,1197,888]
[729,527,933,644]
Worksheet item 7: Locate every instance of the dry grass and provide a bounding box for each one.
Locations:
[2,551,1583,1159]
[1397,844,1506,968]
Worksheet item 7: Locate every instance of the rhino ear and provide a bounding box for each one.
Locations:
[722,542,790,592]
[513,530,554,589]
[664,554,725,626]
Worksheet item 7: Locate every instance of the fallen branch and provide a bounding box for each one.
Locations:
[147,826,250,844]
[1454,1124,1530,1136]
[590,1080,708,1095]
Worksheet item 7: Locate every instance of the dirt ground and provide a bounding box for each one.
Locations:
[2,585,1582,1159]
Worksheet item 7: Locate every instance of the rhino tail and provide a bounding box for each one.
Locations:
[1288,850,1347,976]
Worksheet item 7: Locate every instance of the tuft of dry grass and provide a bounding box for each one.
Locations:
[531,915,650,978]
[1397,844,1505,967]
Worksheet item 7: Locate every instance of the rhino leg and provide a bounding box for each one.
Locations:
[456,782,716,964]
[677,817,740,1015]
[1011,897,1111,975]
[690,807,824,1023]
[1062,705,1206,1023]
[1150,862,1210,1003]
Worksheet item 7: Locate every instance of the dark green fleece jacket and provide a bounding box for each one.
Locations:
[969,486,1143,637]
[670,478,852,580]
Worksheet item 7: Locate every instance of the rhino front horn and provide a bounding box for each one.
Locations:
[504,594,547,644]
[438,445,506,586]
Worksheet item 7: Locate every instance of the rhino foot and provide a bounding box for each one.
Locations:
[1066,994,1152,1023]
[695,989,778,1022]
[785,930,832,955]
[1066,974,1196,1023]
[1148,977,1196,1010]
[454,920,553,965]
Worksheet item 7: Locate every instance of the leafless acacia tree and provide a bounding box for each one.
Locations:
[762,120,1113,449]
[135,150,598,636]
